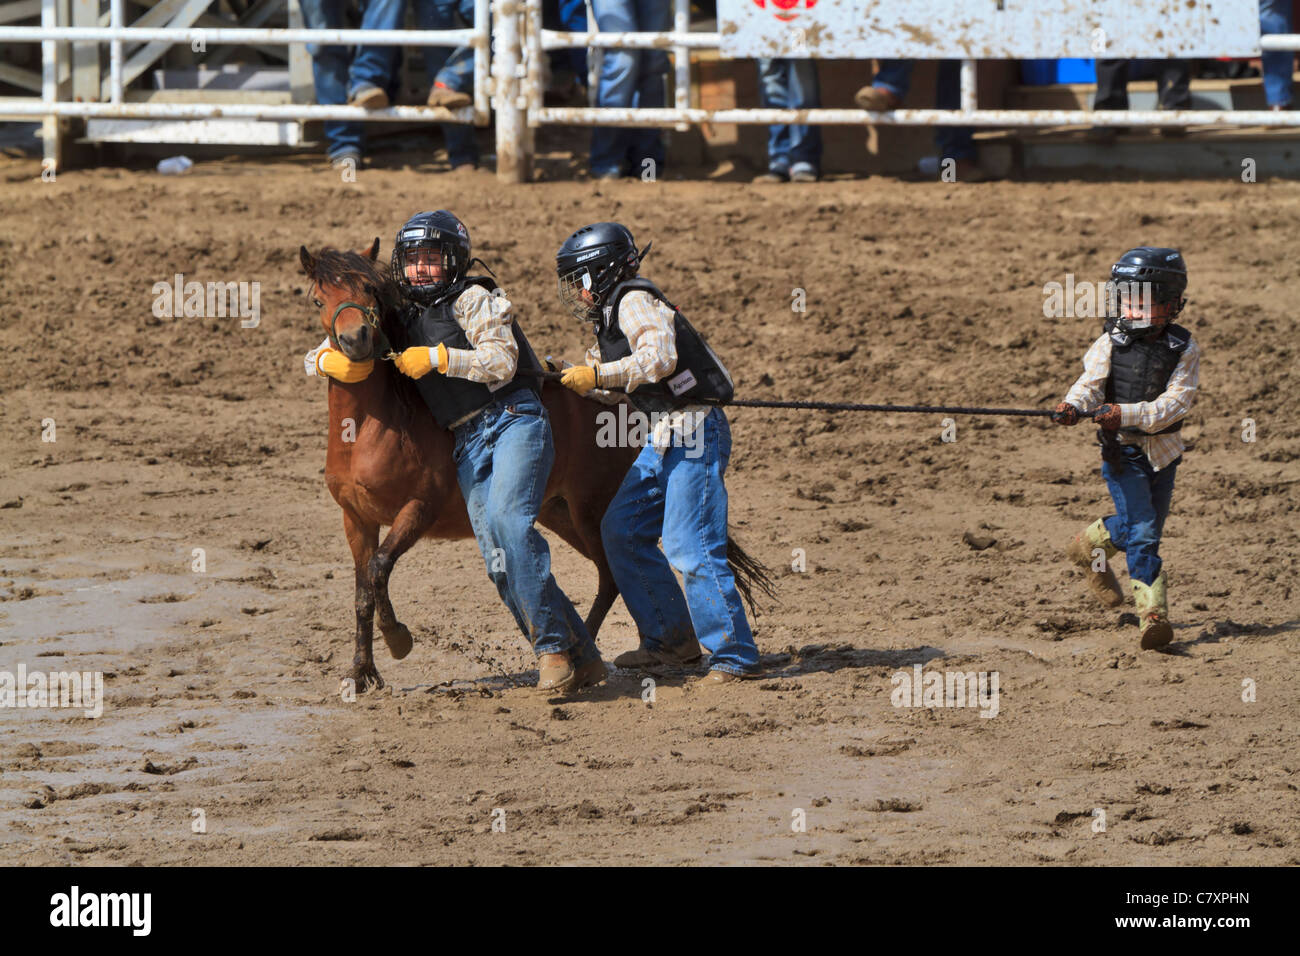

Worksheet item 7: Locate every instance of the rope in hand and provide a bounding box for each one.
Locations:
[519,368,1095,420]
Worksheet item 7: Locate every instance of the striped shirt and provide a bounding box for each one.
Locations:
[585,290,710,452]
[305,284,518,384]
[1063,330,1201,472]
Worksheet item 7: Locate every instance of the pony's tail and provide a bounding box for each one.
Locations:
[726,534,777,619]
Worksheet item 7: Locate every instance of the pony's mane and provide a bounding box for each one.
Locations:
[306,246,423,416]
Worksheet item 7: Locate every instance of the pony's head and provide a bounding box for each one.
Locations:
[299,238,403,362]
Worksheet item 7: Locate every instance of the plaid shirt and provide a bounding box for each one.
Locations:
[1063,330,1201,472]
[585,290,710,451]
[305,284,517,383]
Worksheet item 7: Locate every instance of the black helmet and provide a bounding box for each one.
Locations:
[1109,246,1187,335]
[555,221,648,322]
[392,210,471,305]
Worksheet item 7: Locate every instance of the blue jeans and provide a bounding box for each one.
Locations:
[1260,0,1294,108]
[412,0,479,166]
[546,0,588,84]
[299,0,404,160]
[872,59,975,161]
[600,409,759,675]
[452,390,600,664]
[590,0,670,176]
[758,57,822,172]
[1101,445,1179,587]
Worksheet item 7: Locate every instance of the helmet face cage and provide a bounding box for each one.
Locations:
[392,237,466,303]
[1109,270,1186,332]
[558,265,600,322]
[555,238,639,324]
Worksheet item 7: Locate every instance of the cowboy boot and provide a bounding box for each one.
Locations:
[1066,518,1125,608]
[537,652,576,694]
[1132,571,1174,650]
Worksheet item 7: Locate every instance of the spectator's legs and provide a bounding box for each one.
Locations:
[412,0,479,167]
[1260,0,1295,108]
[624,0,670,176]
[555,0,589,86]
[1156,59,1192,110]
[758,57,794,175]
[350,0,404,100]
[590,0,641,176]
[1093,59,1129,110]
[934,59,975,162]
[299,0,363,161]
[785,58,822,174]
[871,59,914,100]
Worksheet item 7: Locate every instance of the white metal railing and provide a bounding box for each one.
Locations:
[4,1,1300,183]
[1,0,493,168]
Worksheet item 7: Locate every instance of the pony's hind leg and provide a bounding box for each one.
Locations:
[342,509,384,692]
[569,498,620,639]
[369,499,435,660]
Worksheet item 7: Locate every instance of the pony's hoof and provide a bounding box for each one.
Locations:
[381,622,413,660]
[344,664,384,694]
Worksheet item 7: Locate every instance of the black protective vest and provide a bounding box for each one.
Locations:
[407,277,541,429]
[1104,321,1190,435]
[596,278,734,415]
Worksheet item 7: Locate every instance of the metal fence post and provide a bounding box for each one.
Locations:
[493,0,529,182]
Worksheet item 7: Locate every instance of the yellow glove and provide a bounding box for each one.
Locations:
[316,349,374,383]
[394,344,449,379]
[560,364,599,395]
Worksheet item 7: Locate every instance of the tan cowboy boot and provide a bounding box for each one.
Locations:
[1132,572,1174,650]
[696,667,760,688]
[572,656,608,691]
[1066,518,1125,608]
[537,652,575,694]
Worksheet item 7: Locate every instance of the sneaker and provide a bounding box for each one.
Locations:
[349,85,389,110]
[789,162,818,183]
[855,85,902,111]
[427,83,472,110]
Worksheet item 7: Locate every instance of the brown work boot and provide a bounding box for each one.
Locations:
[537,652,575,694]
[349,85,389,110]
[696,667,758,688]
[572,656,608,691]
[427,84,472,110]
[1066,518,1125,608]
[1133,572,1174,650]
[613,639,702,670]
[855,85,901,111]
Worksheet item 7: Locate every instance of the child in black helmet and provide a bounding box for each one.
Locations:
[554,221,761,685]
[1052,246,1201,649]
[388,210,605,694]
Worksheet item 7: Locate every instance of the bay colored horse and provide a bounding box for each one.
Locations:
[300,240,773,691]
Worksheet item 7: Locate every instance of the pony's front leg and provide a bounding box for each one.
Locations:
[342,508,384,692]
[370,499,435,661]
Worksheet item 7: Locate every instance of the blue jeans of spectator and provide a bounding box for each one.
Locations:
[872,59,975,161]
[452,391,601,665]
[300,0,404,160]
[545,0,588,85]
[413,0,479,166]
[1260,0,1294,107]
[758,58,822,173]
[1101,445,1179,587]
[590,0,671,176]
[600,409,759,676]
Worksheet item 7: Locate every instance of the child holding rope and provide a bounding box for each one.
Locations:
[1052,247,1201,649]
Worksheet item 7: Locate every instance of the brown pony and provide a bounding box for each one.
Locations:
[300,239,773,691]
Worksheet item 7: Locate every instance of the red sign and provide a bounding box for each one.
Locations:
[752,0,819,23]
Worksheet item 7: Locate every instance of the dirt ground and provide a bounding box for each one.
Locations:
[0,151,1297,865]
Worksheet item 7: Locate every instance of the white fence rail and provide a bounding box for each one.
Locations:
[3,0,1300,183]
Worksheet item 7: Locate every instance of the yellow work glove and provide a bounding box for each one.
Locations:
[316,348,374,383]
[560,364,599,395]
[394,343,448,379]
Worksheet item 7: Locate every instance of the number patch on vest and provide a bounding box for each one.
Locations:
[667,369,697,396]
